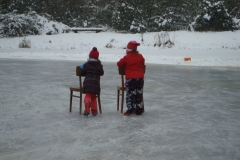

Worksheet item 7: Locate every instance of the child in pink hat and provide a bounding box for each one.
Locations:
[117,40,145,116]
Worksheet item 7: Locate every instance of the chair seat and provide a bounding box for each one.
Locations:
[117,86,126,90]
[70,87,81,92]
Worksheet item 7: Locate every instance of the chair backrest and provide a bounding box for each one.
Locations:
[76,66,80,76]
[118,66,126,75]
[76,66,82,88]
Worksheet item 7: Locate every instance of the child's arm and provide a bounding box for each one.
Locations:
[117,56,126,68]
[100,66,104,76]
[79,63,86,76]
[98,60,104,76]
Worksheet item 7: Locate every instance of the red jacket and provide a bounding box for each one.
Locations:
[117,51,145,79]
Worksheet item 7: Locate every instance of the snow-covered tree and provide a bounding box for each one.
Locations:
[219,0,240,18]
[0,0,238,33]
[94,0,117,28]
[112,2,136,31]
[193,0,237,31]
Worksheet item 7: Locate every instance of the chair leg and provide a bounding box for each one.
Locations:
[121,90,124,113]
[98,95,102,114]
[79,92,82,115]
[142,99,145,113]
[117,89,120,111]
[70,90,73,112]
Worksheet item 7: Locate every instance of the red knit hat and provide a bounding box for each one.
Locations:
[127,40,140,50]
[89,47,99,59]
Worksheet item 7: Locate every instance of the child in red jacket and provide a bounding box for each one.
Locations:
[117,40,145,116]
[80,47,104,116]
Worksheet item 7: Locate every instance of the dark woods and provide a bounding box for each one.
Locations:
[0,0,239,32]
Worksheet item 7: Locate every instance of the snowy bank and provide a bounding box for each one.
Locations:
[0,31,239,67]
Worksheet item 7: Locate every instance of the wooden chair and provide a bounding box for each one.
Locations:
[70,66,102,115]
[117,65,146,113]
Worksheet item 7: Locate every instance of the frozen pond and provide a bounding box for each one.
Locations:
[0,59,239,160]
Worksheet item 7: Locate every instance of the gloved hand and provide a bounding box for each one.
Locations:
[80,64,84,69]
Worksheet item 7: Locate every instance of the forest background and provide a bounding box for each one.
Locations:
[0,0,239,37]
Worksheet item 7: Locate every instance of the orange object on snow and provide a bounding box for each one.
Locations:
[184,57,191,61]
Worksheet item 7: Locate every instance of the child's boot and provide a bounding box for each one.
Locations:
[123,108,134,116]
[136,108,143,115]
[91,110,98,116]
[84,102,91,117]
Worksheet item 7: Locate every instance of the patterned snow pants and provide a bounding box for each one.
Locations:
[125,78,144,111]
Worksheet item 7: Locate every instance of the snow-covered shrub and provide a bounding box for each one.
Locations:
[148,9,189,32]
[147,16,172,32]
[106,39,116,48]
[0,11,71,37]
[233,18,240,29]
[154,32,174,48]
[0,11,43,37]
[193,1,238,31]
[44,22,71,35]
[19,37,31,48]
[154,33,162,47]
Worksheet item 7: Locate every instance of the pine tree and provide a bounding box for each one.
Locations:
[194,0,237,31]
[112,2,135,31]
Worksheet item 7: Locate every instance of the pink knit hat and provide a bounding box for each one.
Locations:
[127,40,140,50]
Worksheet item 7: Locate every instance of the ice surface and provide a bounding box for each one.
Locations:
[0,59,239,160]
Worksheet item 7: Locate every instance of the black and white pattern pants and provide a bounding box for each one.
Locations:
[125,78,144,111]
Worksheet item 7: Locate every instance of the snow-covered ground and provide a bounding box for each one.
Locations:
[0,30,240,67]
